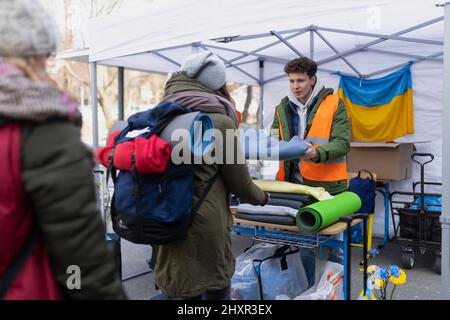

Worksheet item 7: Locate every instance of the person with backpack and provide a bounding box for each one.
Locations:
[153,51,269,300]
[0,0,126,300]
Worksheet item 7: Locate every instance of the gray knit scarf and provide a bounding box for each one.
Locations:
[161,90,238,126]
[0,62,81,125]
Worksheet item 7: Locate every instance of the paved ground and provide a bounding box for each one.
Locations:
[119,233,442,300]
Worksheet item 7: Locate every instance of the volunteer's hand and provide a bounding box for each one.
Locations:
[302,142,318,160]
[263,192,271,205]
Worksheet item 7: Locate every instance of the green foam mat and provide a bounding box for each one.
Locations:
[296,192,362,232]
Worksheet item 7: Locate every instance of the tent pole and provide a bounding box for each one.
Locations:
[317,16,444,66]
[192,43,200,53]
[90,62,102,212]
[317,25,443,46]
[441,1,450,301]
[151,51,181,67]
[258,59,265,129]
[118,67,124,121]
[310,26,314,59]
[202,43,288,64]
[270,30,305,57]
[362,48,443,62]
[219,26,310,42]
[90,62,99,149]
[199,44,259,83]
[365,52,443,79]
[315,30,363,78]
[228,30,308,64]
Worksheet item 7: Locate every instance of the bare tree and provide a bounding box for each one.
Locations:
[58,0,124,130]
[242,85,253,124]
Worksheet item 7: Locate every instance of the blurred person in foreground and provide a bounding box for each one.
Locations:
[0,0,126,300]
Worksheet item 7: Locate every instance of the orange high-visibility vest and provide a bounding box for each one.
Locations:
[276,94,347,182]
[275,110,287,181]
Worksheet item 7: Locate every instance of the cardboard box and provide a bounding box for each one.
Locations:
[347,142,414,181]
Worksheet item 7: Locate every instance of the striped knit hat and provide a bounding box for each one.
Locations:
[0,0,58,57]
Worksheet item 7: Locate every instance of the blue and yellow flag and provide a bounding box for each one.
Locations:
[338,65,414,142]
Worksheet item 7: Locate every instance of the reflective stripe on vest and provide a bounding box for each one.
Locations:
[301,94,348,182]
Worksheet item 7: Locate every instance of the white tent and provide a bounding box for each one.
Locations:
[62,0,450,298]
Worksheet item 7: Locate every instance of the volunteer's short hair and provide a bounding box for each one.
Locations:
[284,57,317,77]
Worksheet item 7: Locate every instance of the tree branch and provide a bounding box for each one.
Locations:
[64,63,89,87]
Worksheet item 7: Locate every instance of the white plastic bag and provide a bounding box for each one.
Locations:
[295,261,344,300]
[231,243,309,300]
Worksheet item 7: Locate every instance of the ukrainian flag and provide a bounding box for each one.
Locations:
[338,65,414,142]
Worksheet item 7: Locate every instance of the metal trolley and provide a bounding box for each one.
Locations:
[232,213,369,300]
[389,153,442,273]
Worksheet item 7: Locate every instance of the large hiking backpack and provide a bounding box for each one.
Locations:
[103,102,218,245]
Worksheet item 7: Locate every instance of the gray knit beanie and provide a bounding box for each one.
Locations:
[181,51,226,91]
[0,0,57,57]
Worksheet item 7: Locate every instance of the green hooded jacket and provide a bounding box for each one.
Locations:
[155,73,267,298]
[271,87,351,195]
[0,64,126,299]
[0,118,126,300]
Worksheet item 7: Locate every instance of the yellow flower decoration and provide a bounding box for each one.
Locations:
[367,265,378,273]
[360,265,378,274]
[390,269,406,285]
[374,278,386,289]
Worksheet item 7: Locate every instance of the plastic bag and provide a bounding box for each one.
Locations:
[231,243,308,300]
[410,195,441,212]
[294,261,344,300]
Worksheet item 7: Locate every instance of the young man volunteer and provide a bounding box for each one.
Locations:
[271,57,351,288]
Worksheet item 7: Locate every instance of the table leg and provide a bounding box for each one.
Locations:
[343,230,349,300]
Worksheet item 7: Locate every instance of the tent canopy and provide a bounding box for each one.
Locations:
[86,0,444,129]
[88,0,443,80]
[65,0,446,234]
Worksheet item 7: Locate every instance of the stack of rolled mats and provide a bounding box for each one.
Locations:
[236,180,362,232]
[237,192,316,226]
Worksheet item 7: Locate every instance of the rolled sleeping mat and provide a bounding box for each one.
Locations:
[253,180,333,201]
[239,194,307,209]
[237,204,298,218]
[268,192,317,205]
[236,212,296,226]
[160,112,214,157]
[296,192,362,232]
[266,198,305,210]
[240,127,307,161]
[278,136,308,161]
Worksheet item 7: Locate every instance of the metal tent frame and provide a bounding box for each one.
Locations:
[90,15,444,146]
[88,13,450,298]
[440,1,450,300]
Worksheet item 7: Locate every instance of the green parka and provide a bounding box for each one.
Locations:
[155,76,267,298]
[0,63,126,299]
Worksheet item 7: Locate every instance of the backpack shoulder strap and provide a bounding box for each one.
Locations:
[191,170,220,215]
[0,229,39,299]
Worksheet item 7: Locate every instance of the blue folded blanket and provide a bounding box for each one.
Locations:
[160,112,214,157]
[240,127,308,161]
